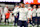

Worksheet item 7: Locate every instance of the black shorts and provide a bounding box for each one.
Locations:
[32,17,37,23]
[37,17,40,24]
[17,20,28,27]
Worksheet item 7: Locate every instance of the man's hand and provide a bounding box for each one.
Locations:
[31,15,32,21]
[28,18,29,23]
[31,18,32,21]
[16,16,17,18]
[28,20,29,23]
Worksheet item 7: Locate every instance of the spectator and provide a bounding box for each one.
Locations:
[36,5,40,27]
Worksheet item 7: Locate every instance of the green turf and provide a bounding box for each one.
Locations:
[0,22,40,27]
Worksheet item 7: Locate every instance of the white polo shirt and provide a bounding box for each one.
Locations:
[36,8,40,17]
[14,7,19,16]
[32,8,36,17]
[27,7,32,18]
[27,9,32,18]
[4,7,8,14]
[13,8,28,21]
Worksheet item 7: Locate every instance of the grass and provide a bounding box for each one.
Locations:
[0,22,40,27]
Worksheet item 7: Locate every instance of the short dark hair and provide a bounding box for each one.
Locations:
[12,13,14,16]
[20,3,24,4]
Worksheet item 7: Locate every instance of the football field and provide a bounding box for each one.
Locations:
[0,22,40,27]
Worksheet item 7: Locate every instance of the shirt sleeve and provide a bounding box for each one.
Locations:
[13,8,19,16]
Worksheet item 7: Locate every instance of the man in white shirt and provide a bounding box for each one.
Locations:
[27,4,33,25]
[32,5,37,24]
[14,5,20,26]
[4,5,9,25]
[32,5,37,27]
[0,5,3,16]
[36,5,40,27]
[13,3,29,27]
[4,5,8,14]
[27,4,32,19]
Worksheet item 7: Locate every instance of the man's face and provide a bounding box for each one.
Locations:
[33,5,36,8]
[20,3,24,7]
[28,4,31,7]
[16,5,18,7]
[6,5,8,8]
[18,6,20,8]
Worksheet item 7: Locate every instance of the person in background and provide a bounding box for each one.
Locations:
[5,11,10,25]
[27,4,33,26]
[0,10,2,24]
[9,8,13,22]
[4,5,9,25]
[4,5,9,14]
[27,7,33,27]
[12,14,14,22]
[14,4,20,26]
[13,3,29,27]
[0,5,3,24]
[32,5,37,26]
[36,5,40,27]
[11,13,15,25]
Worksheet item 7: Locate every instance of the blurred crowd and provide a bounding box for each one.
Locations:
[0,3,40,27]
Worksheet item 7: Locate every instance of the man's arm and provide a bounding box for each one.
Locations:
[12,8,19,16]
[31,15,32,20]
[28,18,29,23]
